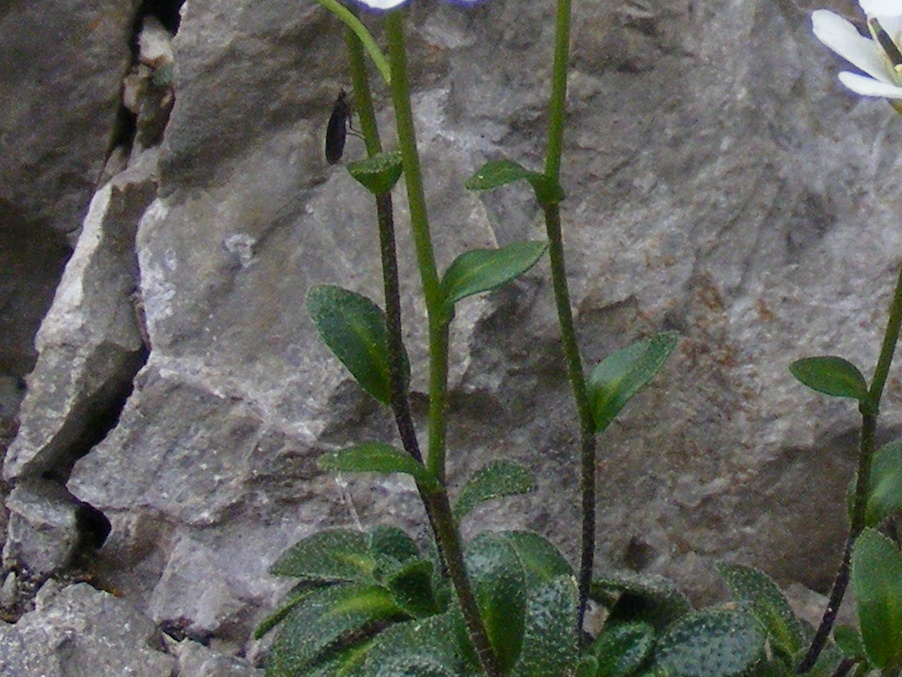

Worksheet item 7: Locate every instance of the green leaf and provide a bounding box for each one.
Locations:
[575,656,599,677]
[358,613,468,677]
[307,285,408,405]
[587,332,679,434]
[368,525,421,578]
[832,625,866,661]
[386,559,441,618]
[465,159,565,205]
[265,582,404,677]
[348,150,403,194]
[465,532,528,674]
[651,609,766,677]
[254,586,315,639]
[592,622,655,677]
[441,241,548,311]
[590,571,692,630]
[789,356,868,401]
[511,575,579,677]
[502,531,573,589]
[453,460,538,523]
[715,562,805,658]
[318,443,440,492]
[851,528,902,670]
[270,529,374,581]
[862,438,902,528]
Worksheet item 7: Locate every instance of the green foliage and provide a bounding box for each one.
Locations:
[270,529,374,581]
[306,285,409,405]
[649,609,767,677]
[264,582,404,677]
[590,622,655,677]
[465,159,565,206]
[789,356,869,401]
[831,625,866,662]
[441,241,548,314]
[716,562,805,660]
[261,525,450,676]
[587,332,679,434]
[453,460,538,523]
[318,442,440,492]
[590,570,693,630]
[464,532,527,674]
[510,575,579,676]
[855,437,902,528]
[851,528,902,671]
[348,150,404,194]
[353,612,474,676]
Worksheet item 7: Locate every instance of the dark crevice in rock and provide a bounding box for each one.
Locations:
[134,0,184,38]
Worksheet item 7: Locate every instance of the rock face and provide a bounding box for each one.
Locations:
[2,0,901,666]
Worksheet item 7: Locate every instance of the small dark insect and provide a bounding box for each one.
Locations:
[325,89,352,164]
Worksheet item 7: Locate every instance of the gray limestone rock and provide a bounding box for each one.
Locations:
[0,0,140,411]
[5,0,901,664]
[0,582,174,677]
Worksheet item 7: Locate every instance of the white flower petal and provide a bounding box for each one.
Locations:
[354,0,408,9]
[860,0,902,18]
[812,10,892,82]
[838,70,902,97]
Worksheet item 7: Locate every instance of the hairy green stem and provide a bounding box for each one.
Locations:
[385,12,498,677]
[541,0,596,632]
[798,260,902,672]
[544,203,596,631]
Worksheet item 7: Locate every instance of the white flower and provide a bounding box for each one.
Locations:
[353,0,482,10]
[813,1,902,99]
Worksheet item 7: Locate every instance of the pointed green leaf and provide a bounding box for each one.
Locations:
[789,356,868,401]
[863,438,902,528]
[358,613,467,677]
[511,575,579,677]
[832,625,866,661]
[270,529,374,581]
[386,559,441,618]
[318,443,440,492]
[266,582,404,677]
[465,532,527,674]
[348,150,403,194]
[254,585,316,639]
[466,159,565,205]
[588,331,679,434]
[651,609,766,677]
[453,460,538,522]
[502,531,573,589]
[368,525,421,576]
[307,285,408,405]
[441,241,548,311]
[716,562,805,658]
[590,571,692,630]
[592,622,655,677]
[851,528,902,670]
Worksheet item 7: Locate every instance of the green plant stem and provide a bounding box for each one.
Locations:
[541,0,596,632]
[385,12,499,677]
[544,203,596,632]
[384,11,449,483]
[314,0,391,85]
[798,260,902,673]
[544,0,571,183]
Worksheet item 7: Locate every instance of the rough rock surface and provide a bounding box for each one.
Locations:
[2,0,901,668]
[0,582,174,676]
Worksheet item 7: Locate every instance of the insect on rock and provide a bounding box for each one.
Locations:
[325,89,353,164]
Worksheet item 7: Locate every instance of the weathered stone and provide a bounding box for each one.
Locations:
[4,156,156,483]
[14,0,902,663]
[0,581,174,676]
[3,480,80,578]
[175,638,263,677]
